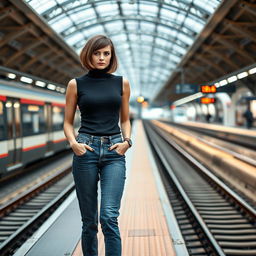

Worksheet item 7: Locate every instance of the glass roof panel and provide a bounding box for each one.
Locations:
[121,2,138,15]
[172,44,187,55]
[138,21,156,32]
[25,0,222,101]
[104,21,124,32]
[96,4,119,15]
[139,2,159,16]
[194,0,221,13]
[112,33,127,42]
[66,33,84,46]
[125,21,138,31]
[157,24,173,36]
[184,17,204,32]
[141,34,154,43]
[50,16,73,33]
[55,0,66,3]
[27,0,56,14]
[160,8,186,24]
[69,9,97,23]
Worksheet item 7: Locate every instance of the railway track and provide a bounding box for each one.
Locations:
[170,124,256,167]
[164,121,256,151]
[0,165,74,256]
[144,120,256,256]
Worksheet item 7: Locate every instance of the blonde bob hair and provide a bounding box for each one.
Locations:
[79,35,118,73]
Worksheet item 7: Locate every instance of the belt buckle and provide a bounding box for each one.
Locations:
[101,136,109,143]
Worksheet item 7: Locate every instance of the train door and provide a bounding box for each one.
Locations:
[6,98,22,170]
[45,103,53,155]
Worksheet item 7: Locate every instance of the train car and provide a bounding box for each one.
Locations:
[0,79,80,178]
[171,106,188,122]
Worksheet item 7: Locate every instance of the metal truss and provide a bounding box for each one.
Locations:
[23,0,221,100]
[6,0,251,103]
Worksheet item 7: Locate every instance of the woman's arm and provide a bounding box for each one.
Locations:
[63,79,93,155]
[109,77,131,154]
[120,77,131,139]
[63,79,78,146]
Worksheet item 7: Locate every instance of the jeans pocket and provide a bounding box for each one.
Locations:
[113,149,124,156]
[75,149,87,157]
[110,137,124,156]
[111,137,123,145]
[76,135,90,144]
[75,135,90,156]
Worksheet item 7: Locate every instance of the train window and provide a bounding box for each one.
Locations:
[14,102,21,138]
[21,104,46,136]
[0,101,7,140]
[6,101,13,139]
[52,106,64,131]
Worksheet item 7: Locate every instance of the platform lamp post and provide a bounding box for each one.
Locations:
[136,95,144,119]
[136,72,144,119]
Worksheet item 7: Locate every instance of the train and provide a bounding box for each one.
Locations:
[0,79,80,178]
[171,106,188,122]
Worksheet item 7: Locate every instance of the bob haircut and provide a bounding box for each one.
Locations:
[80,35,118,73]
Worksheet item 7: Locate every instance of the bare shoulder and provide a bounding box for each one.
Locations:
[122,77,130,94]
[67,78,77,88]
[122,77,130,86]
[66,78,77,95]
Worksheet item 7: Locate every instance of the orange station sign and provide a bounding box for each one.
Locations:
[200,97,215,104]
[200,85,217,93]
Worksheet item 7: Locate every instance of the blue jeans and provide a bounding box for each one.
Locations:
[72,132,126,256]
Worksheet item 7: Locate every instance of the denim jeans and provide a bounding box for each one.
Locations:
[72,132,126,256]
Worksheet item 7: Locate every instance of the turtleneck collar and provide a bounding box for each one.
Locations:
[87,68,112,78]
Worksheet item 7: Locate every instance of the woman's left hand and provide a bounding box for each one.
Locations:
[109,142,130,155]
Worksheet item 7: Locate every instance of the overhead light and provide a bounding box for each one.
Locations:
[237,71,248,79]
[7,73,16,79]
[35,81,46,87]
[56,87,66,93]
[6,102,12,108]
[215,82,220,87]
[14,102,20,108]
[248,67,256,75]
[227,76,237,83]
[20,76,33,84]
[60,88,66,93]
[219,79,228,86]
[137,96,144,103]
[47,84,56,90]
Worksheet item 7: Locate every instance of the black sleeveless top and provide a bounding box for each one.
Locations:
[75,68,123,136]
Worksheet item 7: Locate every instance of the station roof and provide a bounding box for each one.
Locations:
[24,0,221,100]
[1,0,255,103]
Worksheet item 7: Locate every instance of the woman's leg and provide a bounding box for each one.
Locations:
[99,157,126,256]
[72,153,99,256]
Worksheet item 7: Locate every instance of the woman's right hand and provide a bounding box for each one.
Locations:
[71,142,94,156]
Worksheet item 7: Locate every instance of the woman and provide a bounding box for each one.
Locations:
[63,35,132,256]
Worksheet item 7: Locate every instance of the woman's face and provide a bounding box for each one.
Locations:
[92,45,112,70]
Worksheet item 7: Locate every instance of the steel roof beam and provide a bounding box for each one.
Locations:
[213,32,255,62]
[224,19,256,44]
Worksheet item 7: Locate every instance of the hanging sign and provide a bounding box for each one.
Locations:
[200,97,215,104]
[200,85,216,93]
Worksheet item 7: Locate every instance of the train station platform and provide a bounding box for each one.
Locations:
[14,120,187,256]
[182,121,256,136]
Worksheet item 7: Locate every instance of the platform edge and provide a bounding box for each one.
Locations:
[143,121,189,256]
